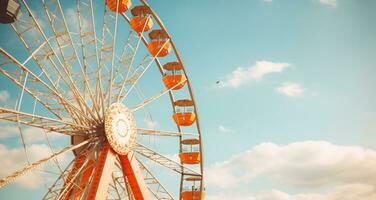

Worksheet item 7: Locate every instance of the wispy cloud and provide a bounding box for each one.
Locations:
[218,125,233,133]
[208,184,376,200]
[0,143,67,189]
[144,118,158,129]
[219,61,290,88]
[276,82,305,97]
[65,7,89,32]
[0,90,10,103]
[263,0,337,7]
[319,0,337,7]
[0,123,64,142]
[206,141,376,199]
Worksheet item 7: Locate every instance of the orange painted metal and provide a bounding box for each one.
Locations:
[147,40,171,57]
[72,160,95,199]
[179,152,200,164]
[106,0,131,13]
[181,191,205,200]
[173,112,196,126]
[130,16,153,33]
[162,74,187,90]
[181,138,200,145]
[119,152,151,200]
[87,143,116,200]
[60,154,89,200]
[163,61,183,71]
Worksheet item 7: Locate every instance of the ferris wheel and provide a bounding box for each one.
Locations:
[0,0,204,199]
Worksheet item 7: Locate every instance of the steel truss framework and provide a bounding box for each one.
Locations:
[0,0,204,199]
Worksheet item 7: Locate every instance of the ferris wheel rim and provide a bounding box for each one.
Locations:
[0,0,205,199]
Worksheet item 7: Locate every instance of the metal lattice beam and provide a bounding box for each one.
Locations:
[0,107,90,135]
[137,128,196,137]
[12,1,97,123]
[76,0,103,117]
[0,48,89,124]
[134,143,200,177]
[0,138,95,188]
[42,0,98,120]
[137,159,174,200]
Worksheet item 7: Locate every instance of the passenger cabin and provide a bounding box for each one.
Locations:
[179,139,201,164]
[162,62,187,90]
[173,99,196,126]
[181,177,205,200]
[130,6,153,33]
[106,0,131,13]
[147,29,171,57]
[0,0,21,24]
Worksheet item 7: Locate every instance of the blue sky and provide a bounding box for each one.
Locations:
[1,0,376,199]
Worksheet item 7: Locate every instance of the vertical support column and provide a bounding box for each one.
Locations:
[119,152,151,200]
[87,143,116,200]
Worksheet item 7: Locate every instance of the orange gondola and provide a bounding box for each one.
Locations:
[147,29,171,57]
[130,6,153,33]
[181,191,202,200]
[163,74,186,90]
[179,139,201,164]
[173,112,196,126]
[162,62,187,90]
[106,0,131,13]
[179,152,200,164]
[181,177,205,200]
[173,99,196,126]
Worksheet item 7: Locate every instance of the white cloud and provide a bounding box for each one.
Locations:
[0,90,10,103]
[218,125,233,133]
[263,0,273,3]
[206,141,376,198]
[276,82,305,97]
[0,125,19,139]
[208,184,376,200]
[65,7,89,33]
[220,61,290,88]
[165,153,180,163]
[0,141,71,189]
[144,118,158,129]
[0,144,51,188]
[0,123,64,142]
[319,0,337,7]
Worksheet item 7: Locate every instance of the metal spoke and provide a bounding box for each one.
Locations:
[0,107,89,135]
[131,79,186,112]
[43,143,97,200]
[0,48,89,123]
[57,145,97,200]
[113,15,151,103]
[106,0,121,108]
[11,1,97,122]
[56,156,91,200]
[133,143,200,176]
[109,173,123,200]
[112,30,141,103]
[137,159,174,200]
[137,128,196,137]
[0,137,96,188]
[112,166,132,200]
[41,0,98,120]
[76,0,102,118]
[118,39,171,103]
[98,1,120,109]
[113,162,136,200]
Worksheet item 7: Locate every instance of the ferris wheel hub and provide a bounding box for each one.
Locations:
[104,103,137,155]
